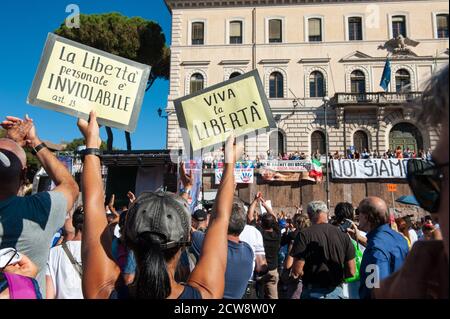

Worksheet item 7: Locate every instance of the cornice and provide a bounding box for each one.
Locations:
[164,0,435,12]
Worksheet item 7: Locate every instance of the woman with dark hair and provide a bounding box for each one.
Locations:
[77,112,242,299]
[280,213,310,299]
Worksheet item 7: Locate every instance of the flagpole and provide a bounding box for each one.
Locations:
[323,96,331,210]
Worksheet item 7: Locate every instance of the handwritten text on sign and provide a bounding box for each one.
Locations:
[174,70,275,152]
[331,159,409,179]
[28,33,150,132]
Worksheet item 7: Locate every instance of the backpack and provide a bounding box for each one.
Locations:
[0,272,42,299]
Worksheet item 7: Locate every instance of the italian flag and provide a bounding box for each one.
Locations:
[309,159,323,182]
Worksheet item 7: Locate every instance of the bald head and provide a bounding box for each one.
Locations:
[358,197,389,230]
[0,138,27,195]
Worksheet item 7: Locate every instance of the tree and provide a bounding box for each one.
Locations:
[64,138,108,152]
[54,13,170,151]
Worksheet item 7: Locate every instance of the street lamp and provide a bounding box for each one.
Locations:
[157,107,168,119]
[323,96,331,209]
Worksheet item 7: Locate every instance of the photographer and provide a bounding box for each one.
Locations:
[332,202,365,299]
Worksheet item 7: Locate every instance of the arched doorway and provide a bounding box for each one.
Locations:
[353,131,369,152]
[269,131,285,156]
[389,123,423,153]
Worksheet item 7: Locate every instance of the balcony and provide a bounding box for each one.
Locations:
[331,92,422,106]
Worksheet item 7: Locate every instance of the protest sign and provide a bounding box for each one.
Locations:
[28,33,151,132]
[174,70,276,152]
[259,160,322,183]
[215,168,254,184]
[331,159,409,179]
[178,158,203,212]
[260,170,314,182]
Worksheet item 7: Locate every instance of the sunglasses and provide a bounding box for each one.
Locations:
[0,248,20,271]
[407,159,449,213]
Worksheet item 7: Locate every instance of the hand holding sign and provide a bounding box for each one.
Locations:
[77,111,101,149]
[174,70,275,153]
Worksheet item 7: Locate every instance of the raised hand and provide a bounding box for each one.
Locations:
[77,111,101,149]
[1,115,37,147]
[224,134,244,164]
[179,161,193,188]
[127,191,136,204]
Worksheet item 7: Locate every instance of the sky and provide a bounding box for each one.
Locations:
[0,0,172,150]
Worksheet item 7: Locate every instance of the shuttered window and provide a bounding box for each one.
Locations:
[192,22,204,45]
[437,14,449,38]
[308,18,322,42]
[269,19,282,43]
[230,21,243,44]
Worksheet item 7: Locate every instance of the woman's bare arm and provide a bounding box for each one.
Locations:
[188,136,243,299]
[78,112,120,299]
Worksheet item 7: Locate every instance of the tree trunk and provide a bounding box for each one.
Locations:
[125,131,132,151]
[106,126,113,151]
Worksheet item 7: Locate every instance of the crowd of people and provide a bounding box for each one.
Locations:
[0,65,448,299]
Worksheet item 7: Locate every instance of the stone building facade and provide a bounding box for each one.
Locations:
[163,0,449,158]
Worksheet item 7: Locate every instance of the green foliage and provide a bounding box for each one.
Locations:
[54,12,170,81]
[64,138,108,151]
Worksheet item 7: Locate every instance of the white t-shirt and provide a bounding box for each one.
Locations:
[239,225,265,276]
[46,241,83,299]
[409,229,418,246]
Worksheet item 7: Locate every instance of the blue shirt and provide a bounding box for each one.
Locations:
[191,231,254,299]
[359,224,409,299]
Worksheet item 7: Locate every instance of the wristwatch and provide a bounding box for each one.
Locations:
[31,142,47,155]
[81,148,102,161]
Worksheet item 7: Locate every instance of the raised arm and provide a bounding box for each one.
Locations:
[188,135,243,299]
[247,193,260,225]
[77,112,120,299]
[1,115,79,211]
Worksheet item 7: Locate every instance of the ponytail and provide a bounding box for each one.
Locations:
[131,233,180,299]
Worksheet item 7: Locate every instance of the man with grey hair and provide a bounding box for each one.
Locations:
[0,115,79,296]
[190,197,254,299]
[290,201,356,299]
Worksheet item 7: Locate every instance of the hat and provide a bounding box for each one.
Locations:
[192,209,208,222]
[123,192,191,250]
[0,151,11,168]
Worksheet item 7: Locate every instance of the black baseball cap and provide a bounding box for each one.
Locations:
[123,192,191,250]
[192,209,208,222]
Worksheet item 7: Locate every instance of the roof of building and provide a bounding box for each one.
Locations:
[164,0,421,12]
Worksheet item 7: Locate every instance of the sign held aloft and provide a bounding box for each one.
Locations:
[28,33,151,132]
[174,70,276,152]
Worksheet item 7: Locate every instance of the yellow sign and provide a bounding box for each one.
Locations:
[28,33,151,132]
[174,70,275,152]
[387,184,397,192]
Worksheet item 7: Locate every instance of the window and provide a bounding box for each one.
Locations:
[436,14,449,38]
[192,22,205,45]
[269,19,282,43]
[230,21,243,44]
[269,72,284,98]
[311,131,326,156]
[350,70,366,93]
[309,71,326,97]
[392,15,407,38]
[353,131,369,153]
[269,131,285,156]
[190,73,204,94]
[395,69,411,93]
[348,17,363,40]
[229,72,241,79]
[308,18,322,42]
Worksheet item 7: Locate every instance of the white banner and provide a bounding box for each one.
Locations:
[259,160,312,172]
[215,168,254,184]
[331,159,409,179]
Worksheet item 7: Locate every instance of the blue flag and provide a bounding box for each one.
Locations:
[380,58,391,91]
